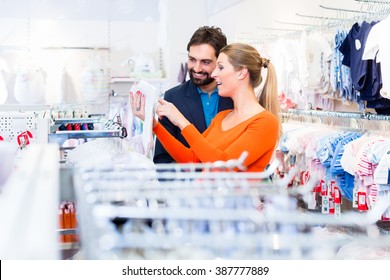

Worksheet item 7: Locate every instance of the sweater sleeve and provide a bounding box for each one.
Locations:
[181,111,279,168]
[153,122,200,163]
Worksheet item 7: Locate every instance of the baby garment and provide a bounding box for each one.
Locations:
[80,55,109,103]
[14,61,45,104]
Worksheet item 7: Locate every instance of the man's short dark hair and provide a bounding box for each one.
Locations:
[186,26,227,58]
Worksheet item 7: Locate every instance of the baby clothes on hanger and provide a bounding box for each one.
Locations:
[80,55,109,103]
[329,132,363,200]
[340,21,388,113]
[367,140,390,197]
[305,32,333,91]
[14,60,45,104]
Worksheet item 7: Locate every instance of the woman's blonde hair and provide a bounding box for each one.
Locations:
[220,43,282,138]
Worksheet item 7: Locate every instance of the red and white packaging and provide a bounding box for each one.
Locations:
[17,130,33,148]
[320,180,327,196]
[329,197,334,215]
[329,180,336,197]
[301,171,310,185]
[352,187,359,208]
[358,191,368,211]
[333,186,342,216]
[322,195,330,214]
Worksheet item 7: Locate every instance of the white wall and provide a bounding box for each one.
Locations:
[163,0,207,89]
[0,0,371,108]
[0,0,163,106]
[0,0,211,106]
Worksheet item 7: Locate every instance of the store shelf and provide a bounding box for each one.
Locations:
[50,117,102,133]
[53,117,101,124]
[110,77,167,83]
[49,129,124,145]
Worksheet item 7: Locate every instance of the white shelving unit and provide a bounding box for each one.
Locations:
[0,144,60,259]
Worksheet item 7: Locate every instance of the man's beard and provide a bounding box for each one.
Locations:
[189,69,215,86]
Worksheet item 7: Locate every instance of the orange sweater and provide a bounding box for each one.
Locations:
[153,109,279,172]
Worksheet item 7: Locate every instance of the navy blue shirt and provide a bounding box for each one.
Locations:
[339,21,381,101]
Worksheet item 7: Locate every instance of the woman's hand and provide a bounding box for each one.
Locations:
[156,98,190,130]
[130,90,145,121]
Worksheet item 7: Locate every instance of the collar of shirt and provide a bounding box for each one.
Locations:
[196,87,218,96]
[197,87,219,127]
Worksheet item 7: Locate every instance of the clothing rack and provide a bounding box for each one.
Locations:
[256,26,302,32]
[319,4,377,14]
[76,150,283,179]
[274,20,321,28]
[318,2,390,24]
[71,153,390,260]
[285,109,390,121]
[283,2,390,38]
[295,13,341,21]
[280,110,390,222]
[282,109,390,134]
[355,0,390,5]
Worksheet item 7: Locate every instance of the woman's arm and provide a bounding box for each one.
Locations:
[153,122,200,163]
[182,111,279,167]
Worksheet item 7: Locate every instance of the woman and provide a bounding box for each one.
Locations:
[131,43,281,172]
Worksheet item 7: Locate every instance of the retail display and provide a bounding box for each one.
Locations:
[1,0,390,262]
[72,154,390,259]
[280,109,390,216]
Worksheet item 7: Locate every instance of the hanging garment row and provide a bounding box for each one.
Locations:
[281,109,390,219]
[267,4,390,113]
[70,151,390,260]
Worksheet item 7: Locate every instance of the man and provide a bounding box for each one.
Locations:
[153,26,234,163]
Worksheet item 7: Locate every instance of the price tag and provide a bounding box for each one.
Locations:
[322,196,329,214]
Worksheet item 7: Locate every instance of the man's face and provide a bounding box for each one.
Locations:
[188,44,217,87]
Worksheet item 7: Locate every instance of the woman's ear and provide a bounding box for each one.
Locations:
[237,67,248,80]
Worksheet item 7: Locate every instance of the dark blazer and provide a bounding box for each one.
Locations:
[153,80,234,163]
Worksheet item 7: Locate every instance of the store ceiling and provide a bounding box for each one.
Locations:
[0,0,160,21]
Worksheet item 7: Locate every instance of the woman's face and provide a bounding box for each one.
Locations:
[211,53,237,97]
